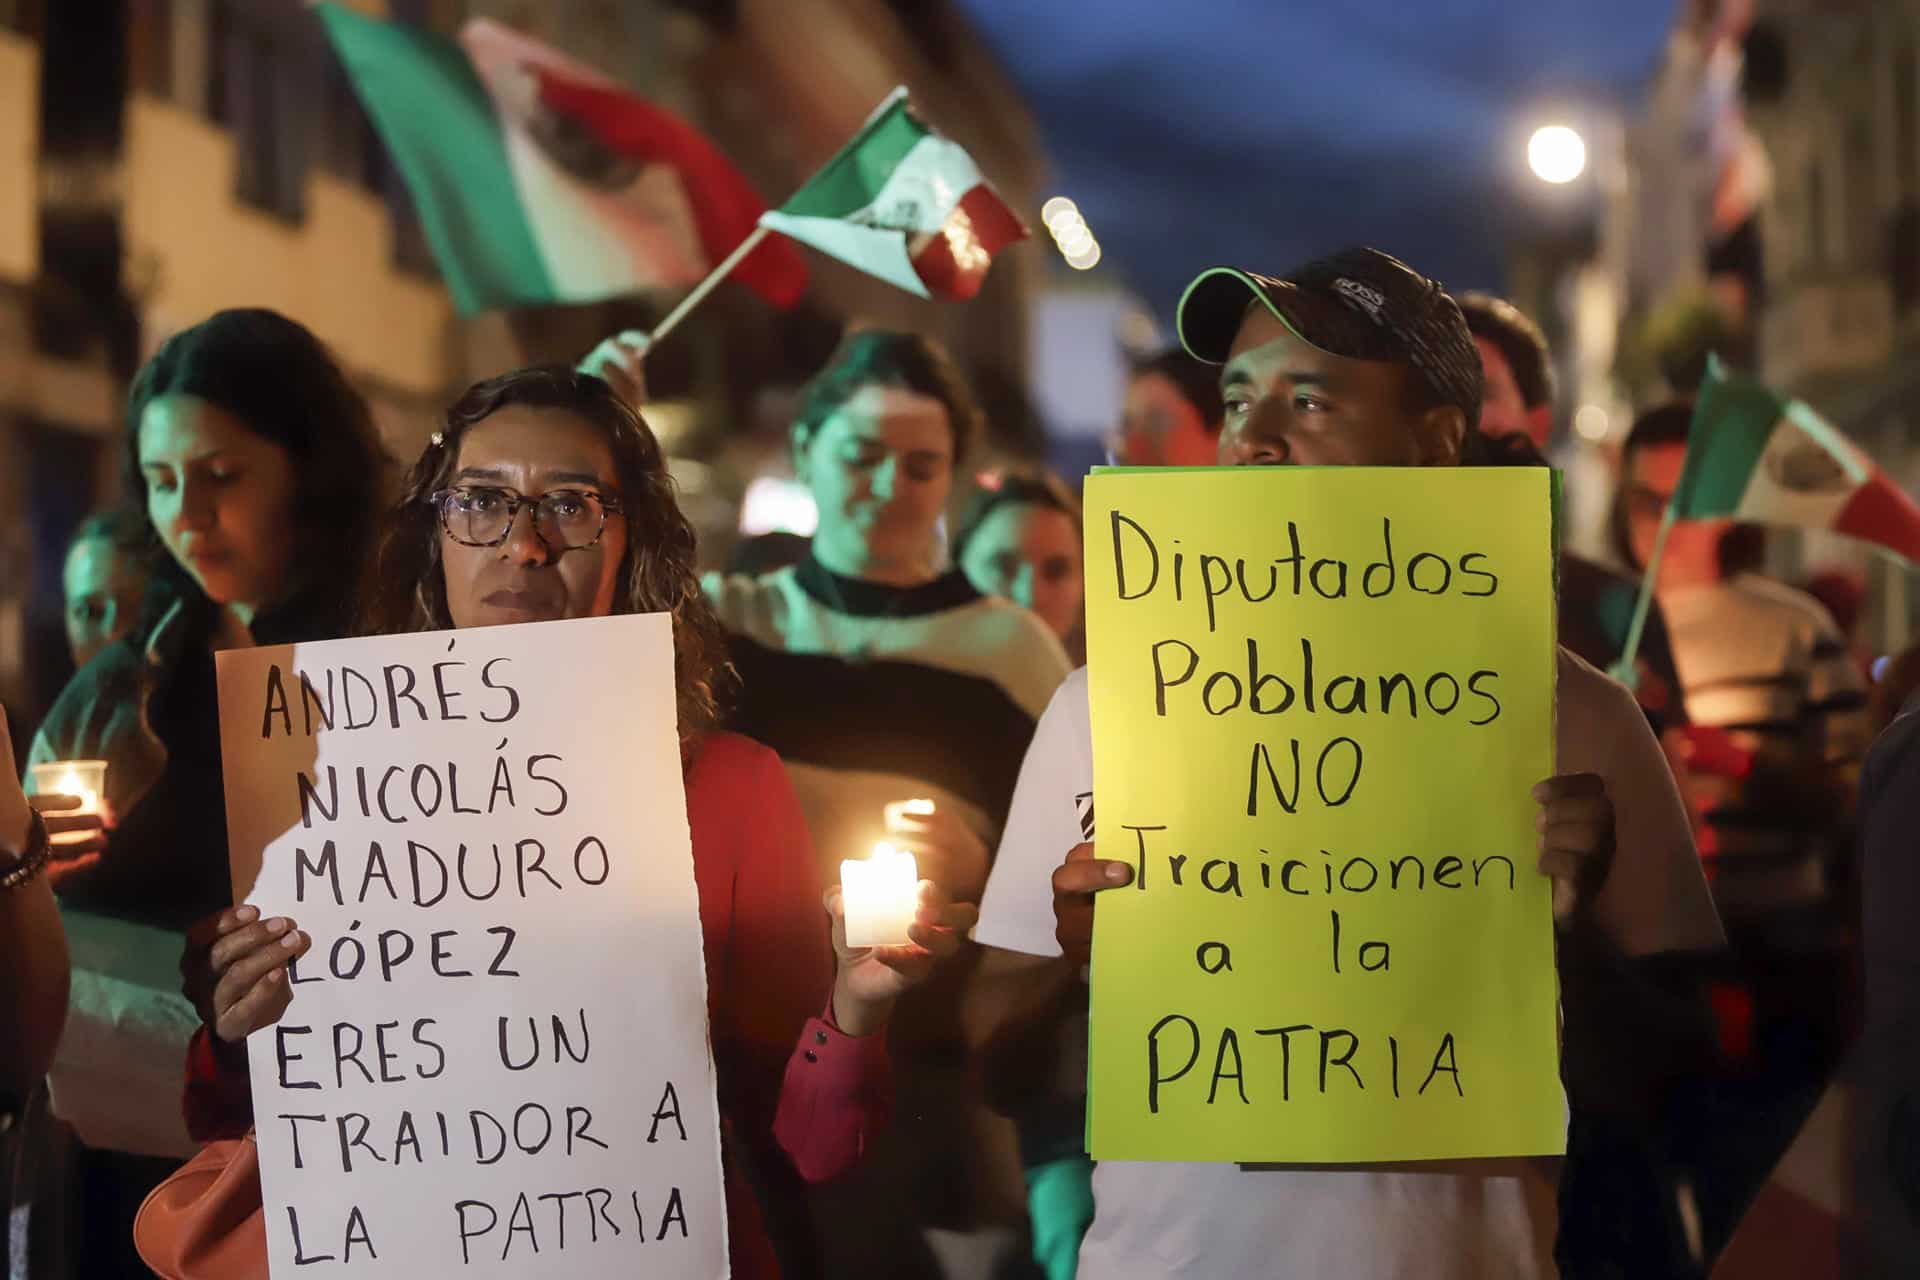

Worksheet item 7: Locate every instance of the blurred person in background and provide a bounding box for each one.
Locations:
[1855,660,1920,1275]
[1615,399,1868,1257]
[1461,290,1715,1278]
[1458,293,1691,739]
[153,365,978,1280]
[592,327,1071,1278]
[61,509,155,673]
[26,308,389,1278]
[1803,568,1871,680]
[955,470,1086,665]
[1869,642,1920,735]
[952,467,1090,1279]
[1110,348,1223,467]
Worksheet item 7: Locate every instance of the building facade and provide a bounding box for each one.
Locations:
[0,0,1047,729]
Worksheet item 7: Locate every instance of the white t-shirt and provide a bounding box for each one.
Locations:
[976,653,1724,1279]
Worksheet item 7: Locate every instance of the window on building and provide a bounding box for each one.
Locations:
[1897,37,1918,201]
[1849,117,1878,265]
[129,0,174,99]
[1808,160,1828,269]
[0,0,42,36]
[318,57,381,191]
[210,0,307,223]
[382,158,439,280]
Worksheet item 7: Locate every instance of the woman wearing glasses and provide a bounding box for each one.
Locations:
[157,367,975,1280]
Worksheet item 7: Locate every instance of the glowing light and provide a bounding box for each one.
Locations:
[840,843,919,948]
[1065,243,1102,271]
[1573,403,1610,442]
[1041,196,1079,228]
[1056,224,1095,255]
[1528,125,1587,184]
[738,475,818,537]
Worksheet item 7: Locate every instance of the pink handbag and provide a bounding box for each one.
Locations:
[133,1132,268,1280]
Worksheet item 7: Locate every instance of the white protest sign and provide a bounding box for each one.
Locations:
[216,613,728,1278]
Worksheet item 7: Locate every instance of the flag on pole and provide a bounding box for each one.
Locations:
[316,4,806,314]
[759,88,1028,301]
[1676,355,1920,562]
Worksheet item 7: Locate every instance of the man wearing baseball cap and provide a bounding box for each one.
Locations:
[966,248,1724,1277]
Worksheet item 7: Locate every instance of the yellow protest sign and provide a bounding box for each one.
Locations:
[1084,466,1564,1164]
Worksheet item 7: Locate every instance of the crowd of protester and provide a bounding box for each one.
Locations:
[1,232,1916,1280]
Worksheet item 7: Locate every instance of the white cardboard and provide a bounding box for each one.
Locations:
[215,614,728,1277]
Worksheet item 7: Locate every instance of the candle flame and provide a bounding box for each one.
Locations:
[902,798,936,816]
[53,770,99,813]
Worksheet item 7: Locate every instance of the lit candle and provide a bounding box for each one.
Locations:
[29,759,108,845]
[839,842,919,948]
[29,760,105,814]
[882,797,937,831]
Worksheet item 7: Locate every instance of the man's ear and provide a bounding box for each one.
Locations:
[1414,405,1467,467]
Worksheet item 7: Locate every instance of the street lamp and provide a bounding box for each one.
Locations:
[1528,125,1588,184]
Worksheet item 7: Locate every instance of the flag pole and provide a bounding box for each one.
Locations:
[643,87,911,346]
[645,226,771,347]
[1609,501,1677,691]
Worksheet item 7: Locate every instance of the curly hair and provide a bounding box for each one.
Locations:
[357,365,729,755]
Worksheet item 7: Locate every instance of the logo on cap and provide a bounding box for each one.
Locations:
[1332,277,1387,322]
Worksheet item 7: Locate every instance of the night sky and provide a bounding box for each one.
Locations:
[957,0,1680,310]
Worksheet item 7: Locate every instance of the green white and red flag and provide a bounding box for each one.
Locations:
[317,4,806,314]
[1675,355,1920,562]
[759,88,1028,300]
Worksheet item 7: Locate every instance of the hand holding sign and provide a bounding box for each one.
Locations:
[1083,466,1566,1165]
[1533,773,1615,924]
[186,904,312,1045]
[1052,841,1132,969]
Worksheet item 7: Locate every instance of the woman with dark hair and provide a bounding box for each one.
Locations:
[954,470,1085,664]
[33,308,388,921]
[26,308,388,1277]
[159,367,974,1280]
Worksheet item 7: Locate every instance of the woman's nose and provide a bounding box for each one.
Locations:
[499,504,551,566]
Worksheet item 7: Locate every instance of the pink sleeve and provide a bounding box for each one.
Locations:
[709,740,893,1182]
[772,1004,894,1182]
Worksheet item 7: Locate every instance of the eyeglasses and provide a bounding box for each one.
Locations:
[429,485,624,551]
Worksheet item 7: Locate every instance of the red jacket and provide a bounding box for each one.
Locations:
[184,732,889,1278]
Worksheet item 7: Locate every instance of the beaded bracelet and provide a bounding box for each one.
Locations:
[0,810,51,891]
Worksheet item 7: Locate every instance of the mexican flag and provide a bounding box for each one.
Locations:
[759,88,1027,301]
[1675,355,1920,562]
[317,5,806,314]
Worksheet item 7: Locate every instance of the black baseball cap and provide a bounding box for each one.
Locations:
[1175,247,1484,429]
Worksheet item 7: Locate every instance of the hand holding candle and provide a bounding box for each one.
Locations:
[25,760,111,857]
[826,849,980,1037]
[880,797,990,903]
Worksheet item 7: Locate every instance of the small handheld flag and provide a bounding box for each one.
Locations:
[1613,355,1920,685]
